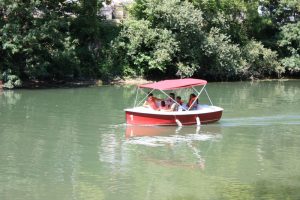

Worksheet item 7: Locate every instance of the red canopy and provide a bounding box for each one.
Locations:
[139,78,207,90]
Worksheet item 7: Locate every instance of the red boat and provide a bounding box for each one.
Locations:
[125,78,223,126]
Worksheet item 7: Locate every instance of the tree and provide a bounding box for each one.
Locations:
[113,0,285,80]
[200,28,244,80]
[114,0,207,78]
[112,19,178,78]
[241,40,284,78]
[0,0,79,81]
[192,0,249,44]
[278,21,300,73]
[71,0,103,78]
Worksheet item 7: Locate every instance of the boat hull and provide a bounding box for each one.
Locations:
[125,109,223,126]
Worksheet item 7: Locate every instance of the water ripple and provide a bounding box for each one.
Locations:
[221,115,300,127]
[126,133,221,147]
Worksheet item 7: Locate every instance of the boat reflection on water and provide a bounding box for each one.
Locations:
[125,125,222,170]
[125,124,222,139]
[126,126,180,138]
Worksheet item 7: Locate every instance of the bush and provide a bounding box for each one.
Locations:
[241,41,284,78]
[113,19,178,77]
[201,28,244,80]
[2,70,22,89]
[278,21,300,73]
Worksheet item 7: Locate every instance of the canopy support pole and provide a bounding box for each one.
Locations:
[134,87,139,107]
[192,86,201,96]
[204,88,214,106]
[188,85,206,110]
[136,88,155,107]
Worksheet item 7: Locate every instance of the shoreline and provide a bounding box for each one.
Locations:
[0,77,299,90]
[0,77,152,90]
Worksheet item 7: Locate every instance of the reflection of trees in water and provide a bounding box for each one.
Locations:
[219,81,298,102]
[216,81,300,136]
[214,81,300,118]
[252,178,300,200]
[98,132,126,167]
[0,89,97,199]
[0,90,22,106]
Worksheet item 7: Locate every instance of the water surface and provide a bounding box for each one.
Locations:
[0,81,300,200]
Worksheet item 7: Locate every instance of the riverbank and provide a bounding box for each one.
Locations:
[0,77,151,89]
[18,80,102,89]
[1,77,299,90]
[110,77,151,85]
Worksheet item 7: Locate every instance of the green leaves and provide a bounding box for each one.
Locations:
[278,21,300,72]
[114,19,178,75]
[0,0,298,85]
[111,0,291,80]
[176,62,197,78]
[202,28,243,80]
[1,69,22,89]
[114,0,205,78]
[0,1,80,81]
[0,0,107,83]
[242,41,284,78]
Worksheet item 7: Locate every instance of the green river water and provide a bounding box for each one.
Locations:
[0,80,299,200]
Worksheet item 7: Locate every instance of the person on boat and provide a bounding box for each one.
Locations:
[143,93,162,110]
[176,96,186,111]
[159,101,169,110]
[165,93,175,108]
[187,93,198,110]
[164,96,184,112]
[176,96,184,106]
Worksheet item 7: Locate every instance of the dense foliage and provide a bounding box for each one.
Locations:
[0,1,79,82]
[113,0,295,80]
[0,0,103,87]
[0,0,299,88]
